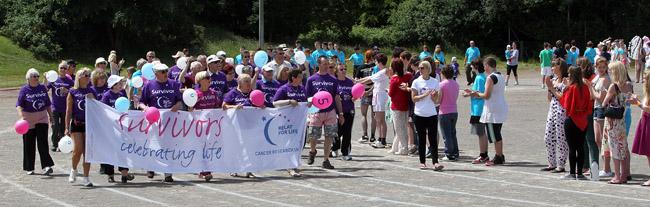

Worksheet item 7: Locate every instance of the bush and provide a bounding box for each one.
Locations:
[349,25,394,46]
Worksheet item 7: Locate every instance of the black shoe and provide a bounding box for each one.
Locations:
[164,176,174,182]
[627,175,633,181]
[51,146,58,152]
[147,171,155,179]
[540,166,555,171]
[307,150,317,165]
[121,174,135,183]
[43,167,53,176]
[98,165,106,175]
[494,154,505,165]
[107,175,115,183]
[369,137,376,143]
[322,160,335,169]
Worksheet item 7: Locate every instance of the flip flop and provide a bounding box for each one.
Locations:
[608,179,623,184]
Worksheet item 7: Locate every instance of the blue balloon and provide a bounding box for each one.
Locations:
[254,51,269,67]
[141,63,155,80]
[115,97,130,113]
[308,105,319,114]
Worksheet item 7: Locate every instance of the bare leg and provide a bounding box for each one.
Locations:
[71,132,83,170]
[324,137,332,162]
[79,133,90,177]
[479,134,488,153]
[361,104,369,136]
[495,141,503,155]
[612,159,622,182]
[375,112,386,139]
[407,122,415,146]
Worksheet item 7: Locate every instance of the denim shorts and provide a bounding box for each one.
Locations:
[593,107,605,120]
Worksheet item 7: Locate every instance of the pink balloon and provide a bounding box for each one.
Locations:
[145,107,160,123]
[250,90,265,107]
[312,91,333,109]
[351,83,365,99]
[15,120,29,135]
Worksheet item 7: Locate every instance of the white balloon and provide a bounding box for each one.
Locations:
[235,65,244,76]
[58,135,74,153]
[46,70,58,82]
[176,57,188,71]
[294,51,306,64]
[131,76,144,88]
[183,89,198,107]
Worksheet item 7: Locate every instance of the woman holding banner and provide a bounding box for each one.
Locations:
[190,71,223,181]
[100,75,135,183]
[66,68,97,187]
[138,63,183,183]
[273,69,307,177]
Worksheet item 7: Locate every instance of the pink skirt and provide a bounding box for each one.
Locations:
[632,112,650,156]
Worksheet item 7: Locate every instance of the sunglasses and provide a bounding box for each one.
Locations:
[31,75,40,78]
[59,67,68,70]
[244,56,250,58]
[329,66,335,69]
[80,74,90,78]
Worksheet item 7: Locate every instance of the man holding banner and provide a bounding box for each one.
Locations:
[138,63,182,182]
[305,56,345,169]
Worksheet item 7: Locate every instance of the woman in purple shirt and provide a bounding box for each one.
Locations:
[65,68,97,187]
[223,74,260,178]
[189,71,223,181]
[272,69,307,177]
[16,68,55,176]
[99,75,135,183]
[138,64,182,182]
[91,70,109,101]
[48,61,74,151]
[333,64,356,161]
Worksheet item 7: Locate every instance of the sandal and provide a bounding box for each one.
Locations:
[540,166,555,171]
[288,169,302,177]
[419,163,427,170]
[432,163,444,172]
[608,179,623,184]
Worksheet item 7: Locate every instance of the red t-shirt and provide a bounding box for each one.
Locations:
[388,73,413,111]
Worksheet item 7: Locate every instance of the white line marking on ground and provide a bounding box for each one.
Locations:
[264,177,437,207]
[173,177,300,207]
[0,173,76,207]
[311,166,559,207]
[378,161,650,203]
[52,167,171,206]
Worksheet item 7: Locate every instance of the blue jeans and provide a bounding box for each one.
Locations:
[439,113,459,158]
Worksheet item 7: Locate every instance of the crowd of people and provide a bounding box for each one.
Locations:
[14,37,650,188]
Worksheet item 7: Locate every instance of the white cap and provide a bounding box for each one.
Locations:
[216,51,226,58]
[207,55,220,64]
[153,63,169,71]
[107,75,125,88]
[171,51,185,58]
[451,57,457,62]
[262,65,274,72]
[95,57,107,66]
[506,45,511,48]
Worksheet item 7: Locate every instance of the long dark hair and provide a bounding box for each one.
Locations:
[552,58,568,78]
[391,59,404,77]
[577,57,594,79]
[568,66,584,86]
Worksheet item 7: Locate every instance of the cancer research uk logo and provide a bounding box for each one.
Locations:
[261,113,298,146]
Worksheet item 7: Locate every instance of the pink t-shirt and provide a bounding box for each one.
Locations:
[438,79,459,115]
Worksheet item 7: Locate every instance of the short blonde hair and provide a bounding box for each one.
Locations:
[194,71,209,84]
[609,61,627,85]
[58,60,68,69]
[108,52,117,64]
[237,74,252,87]
[91,70,108,86]
[419,61,432,73]
[136,58,147,69]
[74,68,91,89]
[25,68,39,81]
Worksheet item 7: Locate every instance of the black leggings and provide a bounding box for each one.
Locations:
[23,123,54,171]
[100,164,128,176]
[50,111,65,148]
[564,118,586,175]
[465,64,475,84]
[414,115,438,164]
[333,112,354,156]
[507,65,518,77]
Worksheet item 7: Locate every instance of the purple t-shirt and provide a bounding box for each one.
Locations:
[306,73,339,112]
[226,79,238,92]
[168,65,182,81]
[337,78,354,113]
[47,76,74,113]
[69,87,97,121]
[256,79,281,107]
[273,83,307,102]
[16,84,51,112]
[182,72,195,89]
[277,79,288,86]
[208,71,227,97]
[100,90,127,107]
[140,80,182,109]
[195,88,222,110]
[92,85,109,101]
[223,88,252,106]
[438,79,459,115]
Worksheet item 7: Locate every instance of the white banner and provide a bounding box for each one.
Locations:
[85,98,307,173]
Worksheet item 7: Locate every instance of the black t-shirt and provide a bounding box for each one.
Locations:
[554,48,567,60]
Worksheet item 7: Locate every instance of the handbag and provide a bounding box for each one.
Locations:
[604,84,625,119]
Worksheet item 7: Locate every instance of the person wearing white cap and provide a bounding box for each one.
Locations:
[94,57,109,75]
[206,55,228,98]
[169,51,186,81]
[138,63,182,182]
[256,65,281,108]
[216,51,227,58]
[99,75,135,183]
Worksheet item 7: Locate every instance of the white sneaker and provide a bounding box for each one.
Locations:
[332,150,340,158]
[43,167,53,176]
[387,149,395,154]
[371,141,385,148]
[26,171,34,175]
[82,177,93,187]
[598,170,614,177]
[68,169,77,183]
[341,155,352,161]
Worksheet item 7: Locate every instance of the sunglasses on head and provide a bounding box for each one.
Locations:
[81,73,90,78]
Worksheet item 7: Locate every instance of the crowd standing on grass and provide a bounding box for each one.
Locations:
[14,36,650,187]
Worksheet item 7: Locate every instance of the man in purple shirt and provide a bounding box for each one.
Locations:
[206,55,227,98]
[168,51,185,81]
[256,66,280,107]
[138,63,181,183]
[305,56,344,169]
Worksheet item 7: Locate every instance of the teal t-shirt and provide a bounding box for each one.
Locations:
[470,73,486,116]
[465,47,480,64]
[349,53,364,66]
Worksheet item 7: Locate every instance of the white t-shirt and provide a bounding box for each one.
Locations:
[410,76,440,117]
[507,49,519,66]
[369,69,389,96]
